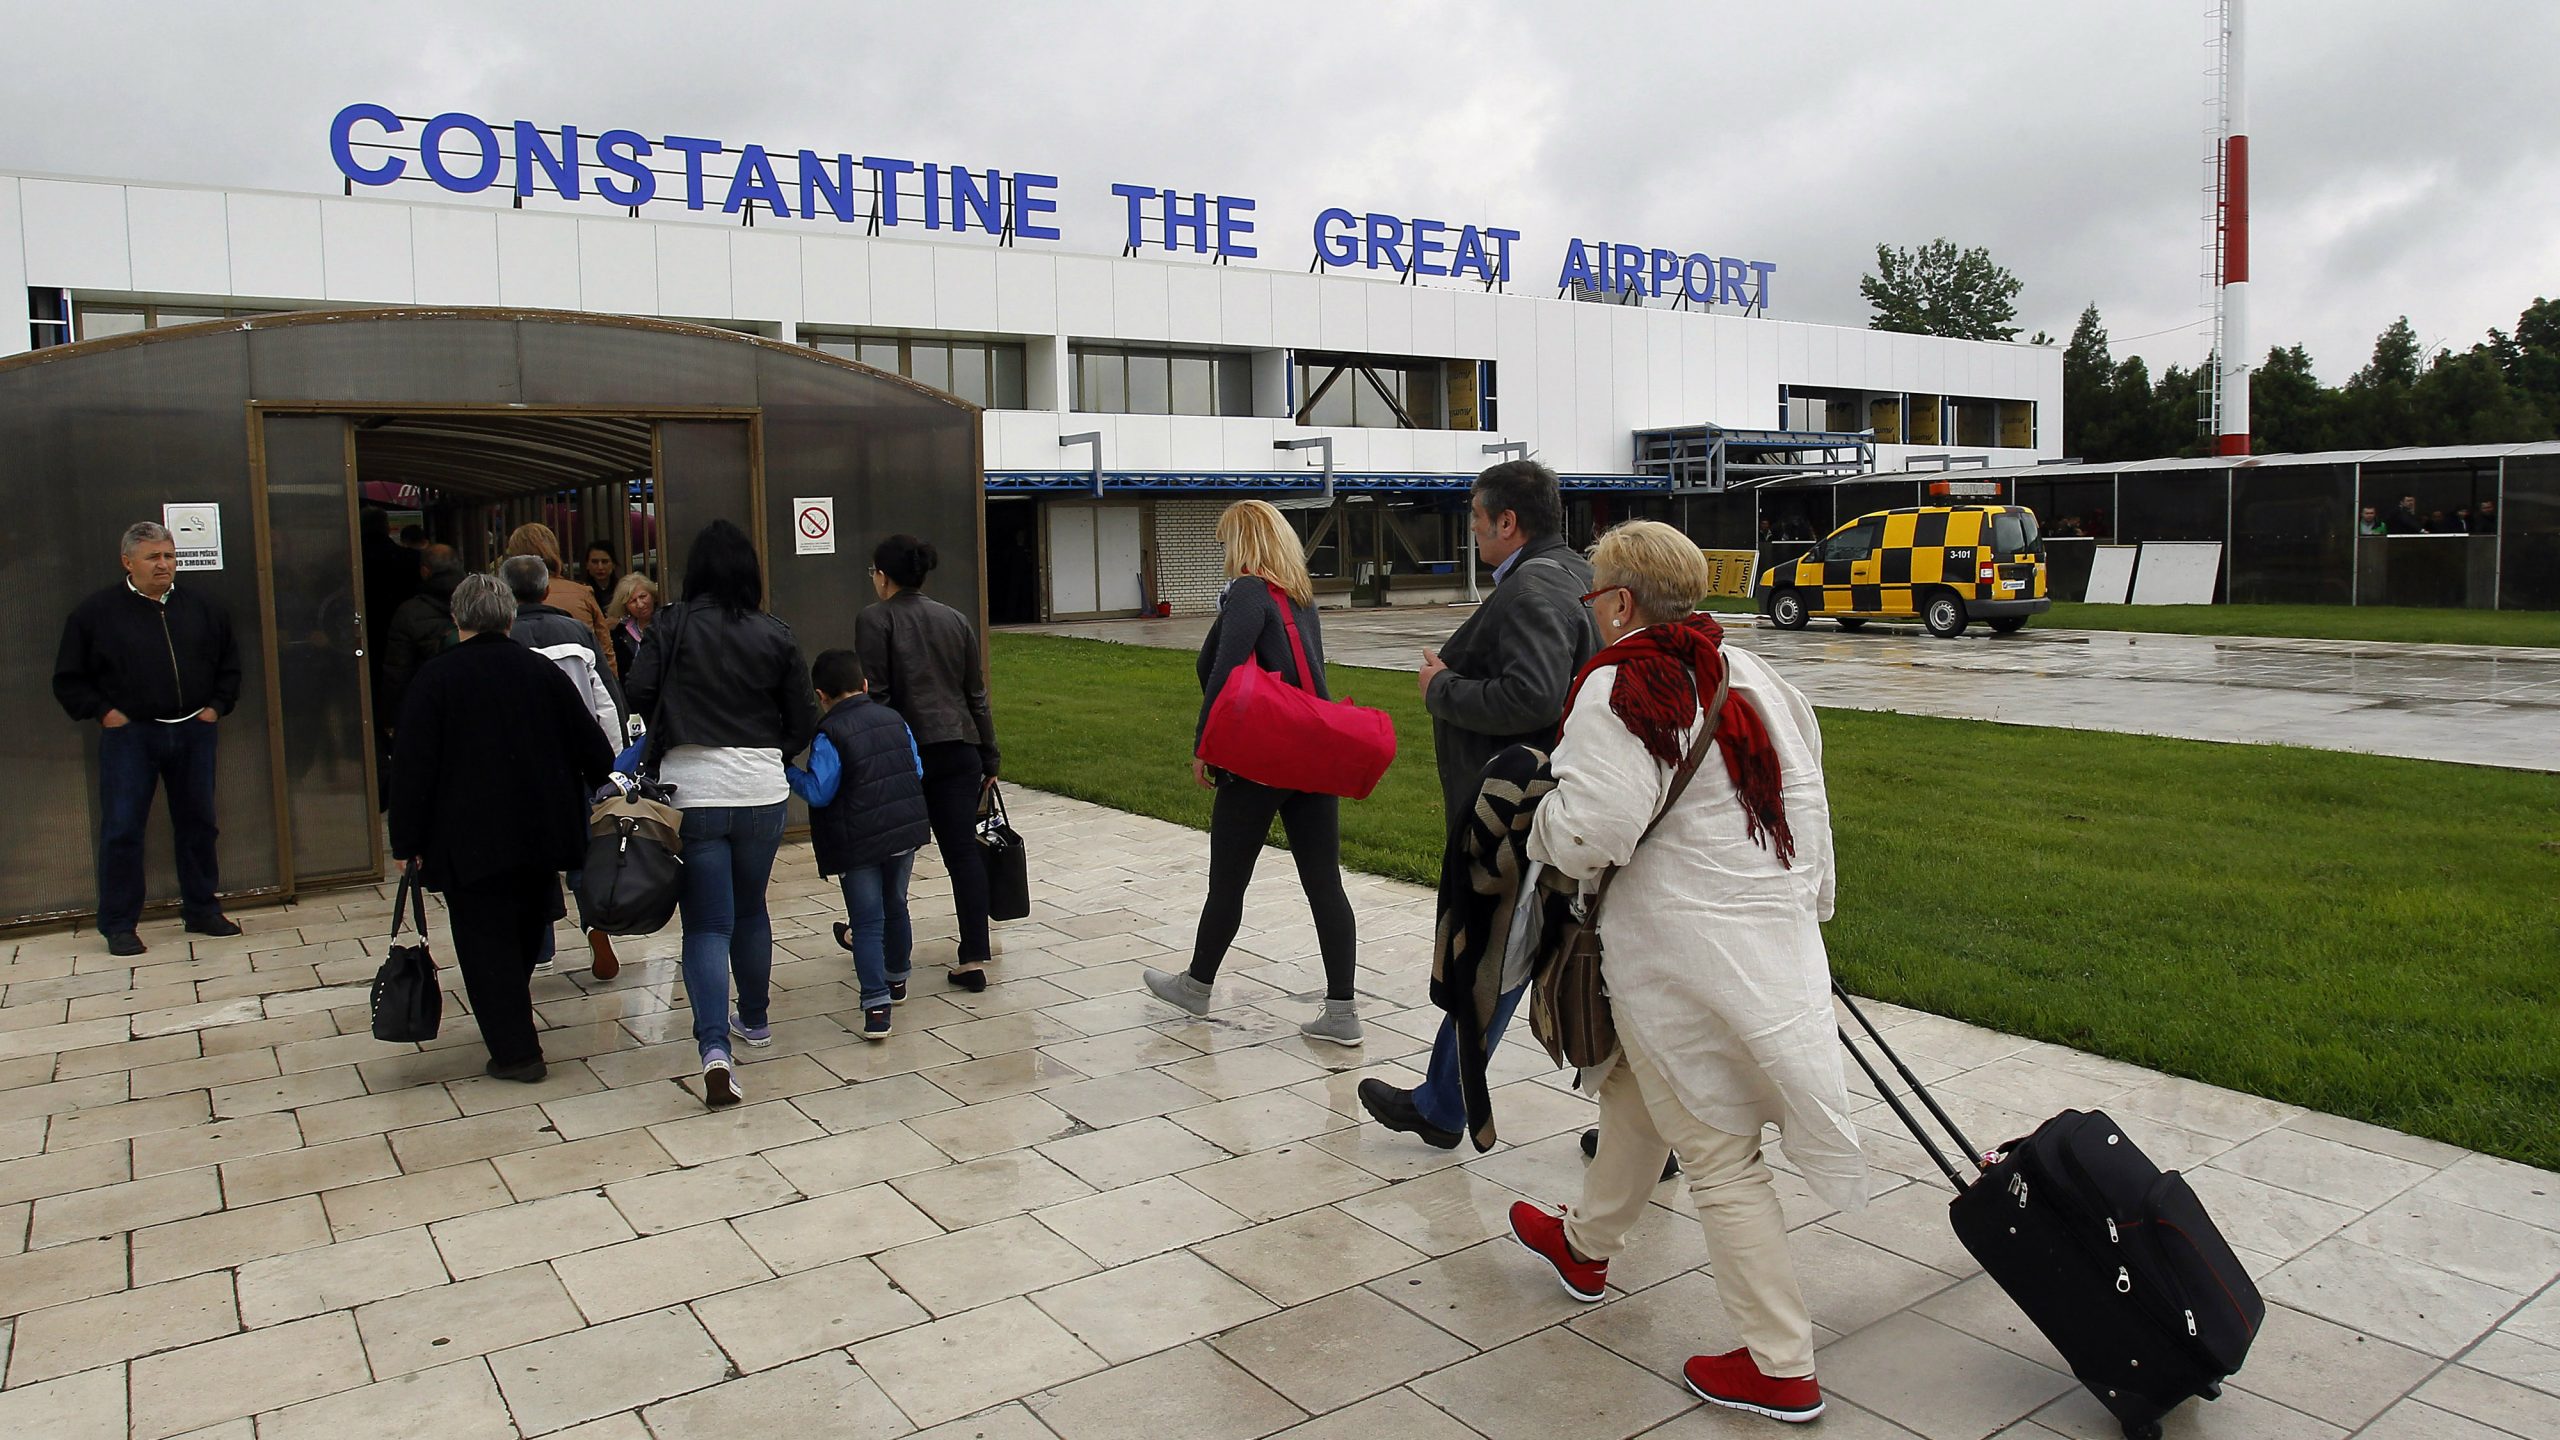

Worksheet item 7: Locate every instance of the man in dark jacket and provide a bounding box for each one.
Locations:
[52,521,245,955]
[390,573,614,1081]
[501,556,627,722]
[380,545,466,726]
[1363,460,1600,1150]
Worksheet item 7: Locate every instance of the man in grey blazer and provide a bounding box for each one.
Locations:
[1362,460,1600,1148]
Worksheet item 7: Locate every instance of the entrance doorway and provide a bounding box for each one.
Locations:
[986,497,1041,625]
[251,406,764,894]
[1044,502,1148,619]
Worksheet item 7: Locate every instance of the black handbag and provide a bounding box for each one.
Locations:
[369,871,443,1044]
[578,606,688,935]
[1529,666,1722,1070]
[977,783,1031,922]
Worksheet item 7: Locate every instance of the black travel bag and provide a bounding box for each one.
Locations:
[1835,984,2264,1440]
[369,871,443,1044]
[977,783,1031,922]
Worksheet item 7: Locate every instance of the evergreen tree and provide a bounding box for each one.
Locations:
[2413,346,2550,444]
[2062,304,2115,459]
[2250,344,2334,454]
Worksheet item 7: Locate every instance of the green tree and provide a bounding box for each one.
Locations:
[2338,317,2422,447]
[2413,346,2550,445]
[1860,238,2024,341]
[2250,344,2335,454]
[2501,297,2560,420]
[2062,304,2116,459]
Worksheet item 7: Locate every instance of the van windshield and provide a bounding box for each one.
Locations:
[1993,511,2042,556]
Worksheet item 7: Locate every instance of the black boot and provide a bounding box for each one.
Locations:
[1358,1079,1460,1150]
[1581,1126,1680,1182]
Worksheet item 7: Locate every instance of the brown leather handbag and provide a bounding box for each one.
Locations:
[1530,668,1727,1069]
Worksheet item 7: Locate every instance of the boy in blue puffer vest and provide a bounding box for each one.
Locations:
[788,649,932,1039]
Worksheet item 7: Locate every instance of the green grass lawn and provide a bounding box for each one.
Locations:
[992,631,2560,1168]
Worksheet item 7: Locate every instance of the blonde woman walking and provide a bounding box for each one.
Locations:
[1143,500,1362,1045]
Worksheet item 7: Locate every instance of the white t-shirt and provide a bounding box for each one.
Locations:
[658,744,787,809]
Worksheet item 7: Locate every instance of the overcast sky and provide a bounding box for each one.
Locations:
[4,0,2550,385]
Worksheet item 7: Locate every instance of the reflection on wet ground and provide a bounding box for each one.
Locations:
[1017,609,2560,772]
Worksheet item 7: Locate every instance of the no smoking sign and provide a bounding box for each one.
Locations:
[793,496,836,556]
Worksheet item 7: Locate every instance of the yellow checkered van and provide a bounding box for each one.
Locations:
[1756,503,2049,638]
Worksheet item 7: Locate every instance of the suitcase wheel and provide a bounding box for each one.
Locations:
[2122,1423,2164,1440]
[2202,1382,2223,1401]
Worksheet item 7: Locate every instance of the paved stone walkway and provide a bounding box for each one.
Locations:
[1016,611,2560,771]
[2,790,2556,1439]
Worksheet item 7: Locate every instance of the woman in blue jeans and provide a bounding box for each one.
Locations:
[624,521,819,1108]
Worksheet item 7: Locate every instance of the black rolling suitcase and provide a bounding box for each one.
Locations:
[1834,984,2264,1440]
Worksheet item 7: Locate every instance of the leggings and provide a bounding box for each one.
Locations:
[1188,777,1358,1001]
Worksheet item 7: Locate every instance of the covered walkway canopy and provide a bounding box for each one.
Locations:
[2,307,985,930]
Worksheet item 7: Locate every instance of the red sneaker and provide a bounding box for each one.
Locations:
[1508,1201,1607,1302]
[1683,1348,1823,1424]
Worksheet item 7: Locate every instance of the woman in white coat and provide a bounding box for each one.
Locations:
[1506,519,1867,1426]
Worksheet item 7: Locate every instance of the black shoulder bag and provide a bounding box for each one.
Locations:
[369,870,443,1043]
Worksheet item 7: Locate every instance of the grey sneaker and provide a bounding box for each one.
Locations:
[728,1012,773,1048]
[1299,998,1365,1047]
[702,1050,741,1108]
[1142,967,1214,1017]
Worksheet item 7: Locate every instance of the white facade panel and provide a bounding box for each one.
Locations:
[1450,289,1499,358]
[1409,287,1455,360]
[319,200,413,303]
[1216,269,1273,348]
[728,229,802,323]
[993,249,1059,336]
[1109,263,1170,341]
[1777,326,1808,391]
[0,179,27,358]
[1053,256,1114,336]
[800,234,871,326]
[867,242,935,329]
[1644,311,1685,427]
[495,212,581,308]
[1165,265,1220,342]
[932,246,1000,333]
[1316,276,1365,352]
[576,218,658,315]
[225,193,325,303]
[1744,322,1781,428]
[20,180,131,290]
[654,223,733,320]
[125,188,232,297]
[410,207,499,305]
[1166,415,1225,467]
[1533,301,1578,453]
[1267,273,1319,348]
[1113,413,1173,470]
[1363,285,1413,357]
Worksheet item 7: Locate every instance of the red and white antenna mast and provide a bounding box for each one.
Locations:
[2210,0,2250,455]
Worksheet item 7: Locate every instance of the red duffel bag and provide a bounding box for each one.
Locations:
[1196,584,1398,800]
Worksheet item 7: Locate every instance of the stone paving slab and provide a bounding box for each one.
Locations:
[1016,611,2560,771]
[1,788,2554,1438]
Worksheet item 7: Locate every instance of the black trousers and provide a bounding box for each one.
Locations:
[918,740,993,965]
[1189,777,1358,1001]
[443,867,553,1066]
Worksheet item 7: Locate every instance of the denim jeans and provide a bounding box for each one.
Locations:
[1413,980,1527,1135]
[838,850,917,1010]
[676,801,788,1057]
[97,719,223,934]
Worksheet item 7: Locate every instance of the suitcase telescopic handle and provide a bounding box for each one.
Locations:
[1833,981,1983,1191]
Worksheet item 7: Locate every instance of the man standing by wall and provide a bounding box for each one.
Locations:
[52,521,244,956]
[1359,461,1598,1148]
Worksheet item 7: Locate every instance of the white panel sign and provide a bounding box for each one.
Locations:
[2131,542,2223,606]
[163,503,223,571]
[2082,545,2137,605]
[792,496,835,556]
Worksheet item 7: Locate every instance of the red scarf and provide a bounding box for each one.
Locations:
[1559,612,1794,866]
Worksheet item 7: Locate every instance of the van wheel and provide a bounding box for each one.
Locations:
[1835,618,1867,632]
[1923,591,1970,638]
[1989,617,2027,634]
[1769,590,1809,630]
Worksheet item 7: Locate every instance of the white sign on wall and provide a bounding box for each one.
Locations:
[163,503,223,571]
[793,497,835,556]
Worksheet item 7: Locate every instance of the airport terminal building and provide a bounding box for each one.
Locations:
[0,130,2060,624]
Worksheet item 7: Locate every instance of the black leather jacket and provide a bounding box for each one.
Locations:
[623,599,818,760]
[855,590,999,775]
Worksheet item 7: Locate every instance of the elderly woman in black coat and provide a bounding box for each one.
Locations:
[389,573,614,1082]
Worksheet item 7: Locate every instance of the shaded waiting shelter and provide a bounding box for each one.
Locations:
[2,308,984,930]
[1729,443,2560,610]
